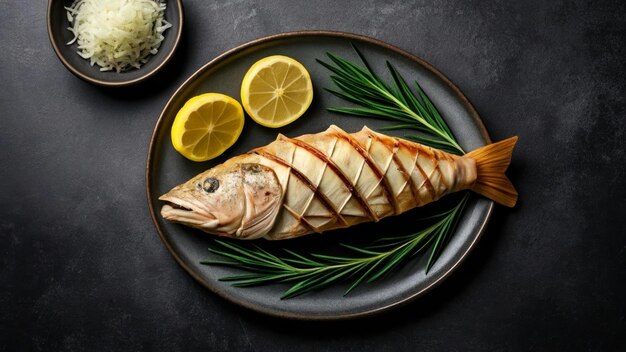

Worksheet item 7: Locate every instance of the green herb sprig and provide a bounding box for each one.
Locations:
[203,193,468,299]
[201,46,469,298]
[317,44,465,155]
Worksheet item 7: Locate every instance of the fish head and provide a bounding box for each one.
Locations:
[159,162,282,239]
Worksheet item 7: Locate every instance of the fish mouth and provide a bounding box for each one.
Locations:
[159,195,219,229]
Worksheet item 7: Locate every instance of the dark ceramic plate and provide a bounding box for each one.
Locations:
[47,0,183,87]
[147,31,494,320]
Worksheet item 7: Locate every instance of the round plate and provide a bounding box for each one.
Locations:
[47,0,183,87]
[146,31,494,320]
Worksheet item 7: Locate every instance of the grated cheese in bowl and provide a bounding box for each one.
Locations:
[65,0,173,73]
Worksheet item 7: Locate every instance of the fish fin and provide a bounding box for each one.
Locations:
[239,196,281,238]
[360,125,374,133]
[328,124,346,133]
[465,137,518,207]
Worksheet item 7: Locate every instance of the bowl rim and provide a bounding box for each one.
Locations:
[46,0,184,87]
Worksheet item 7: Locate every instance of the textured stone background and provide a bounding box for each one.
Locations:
[1,0,625,350]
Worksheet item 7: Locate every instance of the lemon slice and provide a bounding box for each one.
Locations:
[171,93,244,162]
[241,55,313,128]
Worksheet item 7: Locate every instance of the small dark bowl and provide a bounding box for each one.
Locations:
[47,0,183,87]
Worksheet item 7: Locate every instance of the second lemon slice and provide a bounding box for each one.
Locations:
[240,55,313,128]
[171,93,244,162]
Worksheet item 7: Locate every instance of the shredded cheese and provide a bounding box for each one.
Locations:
[65,0,172,72]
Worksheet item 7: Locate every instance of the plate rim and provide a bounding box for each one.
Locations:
[145,30,494,320]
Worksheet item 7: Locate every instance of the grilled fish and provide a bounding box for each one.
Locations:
[160,125,517,240]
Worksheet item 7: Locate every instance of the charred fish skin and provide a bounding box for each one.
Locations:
[253,125,479,239]
[160,125,517,240]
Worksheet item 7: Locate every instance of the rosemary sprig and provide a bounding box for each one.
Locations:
[201,46,470,299]
[202,193,469,299]
[317,44,465,155]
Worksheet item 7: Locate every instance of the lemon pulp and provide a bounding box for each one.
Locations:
[240,55,313,128]
[171,93,244,162]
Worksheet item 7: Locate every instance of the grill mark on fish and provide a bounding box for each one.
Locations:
[434,152,451,192]
[376,135,420,207]
[395,140,423,206]
[365,132,410,214]
[409,143,437,200]
[283,204,317,234]
[329,128,397,216]
[429,156,443,199]
[252,150,347,227]
[277,135,377,222]
[393,139,420,204]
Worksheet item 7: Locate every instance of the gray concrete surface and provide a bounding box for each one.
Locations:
[1,0,624,350]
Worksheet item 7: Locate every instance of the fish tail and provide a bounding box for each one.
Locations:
[465,136,519,207]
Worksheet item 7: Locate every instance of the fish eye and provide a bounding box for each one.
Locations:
[202,177,219,193]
